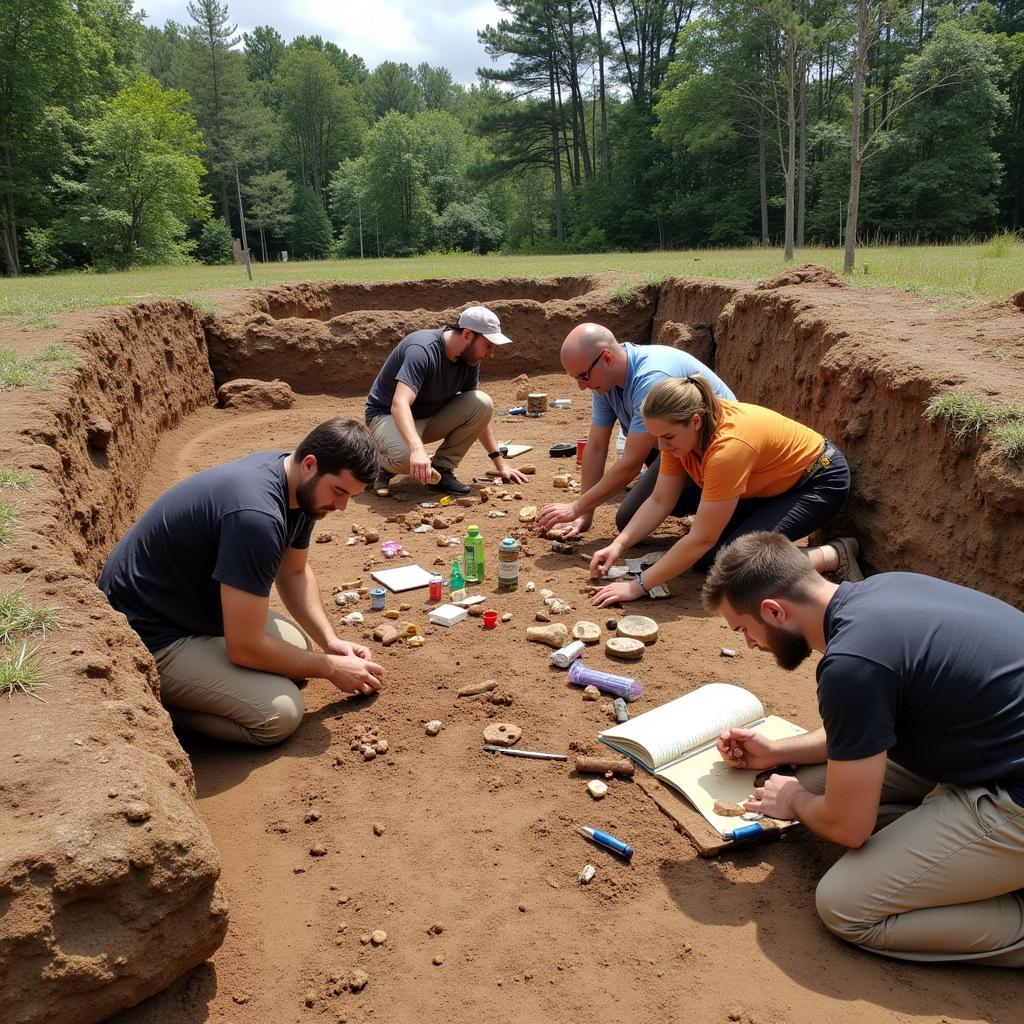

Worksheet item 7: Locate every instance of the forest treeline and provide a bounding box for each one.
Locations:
[1,0,1021,277]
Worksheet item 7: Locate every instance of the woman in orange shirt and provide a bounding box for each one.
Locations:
[590,375,861,607]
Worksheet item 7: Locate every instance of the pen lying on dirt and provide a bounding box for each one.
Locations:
[484,745,568,761]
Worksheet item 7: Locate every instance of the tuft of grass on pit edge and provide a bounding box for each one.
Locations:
[611,281,636,303]
[994,422,1024,460]
[0,503,19,542]
[0,641,47,702]
[0,592,60,644]
[0,470,34,490]
[924,392,1004,444]
[0,343,78,392]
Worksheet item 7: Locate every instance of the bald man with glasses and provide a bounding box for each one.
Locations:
[538,323,735,539]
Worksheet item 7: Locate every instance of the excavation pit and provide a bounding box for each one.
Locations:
[2,270,1023,1024]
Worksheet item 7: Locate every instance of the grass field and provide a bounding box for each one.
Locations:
[1,239,1022,326]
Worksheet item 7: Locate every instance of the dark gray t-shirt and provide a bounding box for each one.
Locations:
[818,573,1024,805]
[99,451,315,652]
[364,328,481,421]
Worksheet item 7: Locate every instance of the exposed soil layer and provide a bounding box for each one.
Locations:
[1,270,1022,1024]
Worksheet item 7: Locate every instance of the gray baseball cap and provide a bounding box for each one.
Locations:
[458,305,513,346]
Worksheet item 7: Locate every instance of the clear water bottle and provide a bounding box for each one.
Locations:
[616,424,627,460]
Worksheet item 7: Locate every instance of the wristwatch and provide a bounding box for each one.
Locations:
[486,450,502,460]
[634,571,652,597]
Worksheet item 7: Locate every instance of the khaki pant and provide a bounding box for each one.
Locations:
[368,389,493,475]
[154,610,310,746]
[796,761,1024,965]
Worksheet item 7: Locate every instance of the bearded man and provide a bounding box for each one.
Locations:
[100,417,384,746]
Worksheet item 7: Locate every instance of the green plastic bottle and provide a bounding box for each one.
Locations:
[463,524,485,584]
[450,558,464,592]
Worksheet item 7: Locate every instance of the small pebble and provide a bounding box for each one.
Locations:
[582,685,601,701]
[359,932,372,945]
[373,822,385,835]
[362,747,377,761]
[349,968,369,992]
[124,801,152,823]
[429,922,444,934]
[535,611,550,622]
[720,647,738,658]
[305,990,316,1007]
[606,619,618,631]
[587,779,608,799]
[525,581,535,593]
[370,929,387,946]
[425,720,443,736]
[310,845,327,857]
[304,810,321,824]
[501,612,512,622]
[433,954,445,966]
[232,993,250,1005]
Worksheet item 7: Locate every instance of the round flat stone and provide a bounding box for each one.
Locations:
[483,722,522,746]
[572,620,601,644]
[617,614,659,645]
[605,636,645,661]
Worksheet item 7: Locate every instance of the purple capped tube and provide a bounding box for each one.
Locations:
[568,660,643,701]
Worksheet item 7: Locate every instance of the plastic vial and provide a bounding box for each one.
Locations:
[450,558,464,592]
[463,524,484,583]
[497,537,520,591]
[568,660,643,701]
[615,424,627,460]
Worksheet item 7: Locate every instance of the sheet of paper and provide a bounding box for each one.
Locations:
[656,716,807,834]
[370,564,434,593]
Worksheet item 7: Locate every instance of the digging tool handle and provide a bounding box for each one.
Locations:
[574,756,635,778]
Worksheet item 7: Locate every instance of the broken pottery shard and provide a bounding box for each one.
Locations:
[572,620,601,644]
[518,465,536,475]
[552,475,570,489]
[605,636,645,661]
[714,800,747,817]
[526,623,569,648]
[518,505,537,523]
[482,722,522,747]
[373,625,400,646]
[617,614,659,645]
[579,864,596,885]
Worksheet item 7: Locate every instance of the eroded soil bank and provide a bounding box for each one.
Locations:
[1,269,1022,1024]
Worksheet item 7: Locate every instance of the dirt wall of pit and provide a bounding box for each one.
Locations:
[0,302,227,1024]
[654,267,1024,607]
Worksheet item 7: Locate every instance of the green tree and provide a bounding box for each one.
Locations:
[243,25,285,86]
[290,183,332,258]
[60,77,209,268]
[244,169,295,260]
[365,61,422,117]
[275,47,364,200]
[195,215,234,263]
[413,110,469,213]
[437,200,503,252]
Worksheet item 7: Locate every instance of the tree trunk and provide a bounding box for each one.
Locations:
[0,143,20,276]
[797,53,807,249]
[845,0,869,275]
[784,36,796,261]
[549,55,564,241]
[758,122,769,246]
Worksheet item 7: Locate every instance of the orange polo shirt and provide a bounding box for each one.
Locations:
[659,400,824,501]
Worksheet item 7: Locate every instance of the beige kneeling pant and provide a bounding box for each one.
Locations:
[368,389,493,475]
[154,610,310,746]
[796,760,1024,966]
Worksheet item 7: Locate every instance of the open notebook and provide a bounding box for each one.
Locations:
[598,683,805,839]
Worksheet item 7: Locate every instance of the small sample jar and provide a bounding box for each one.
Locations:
[370,588,386,611]
[482,610,498,629]
[497,537,520,591]
[428,574,443,602]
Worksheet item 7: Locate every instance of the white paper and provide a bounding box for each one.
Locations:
[370,564,435,593]
[428,604,468,626]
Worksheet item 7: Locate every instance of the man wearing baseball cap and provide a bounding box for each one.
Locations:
[365,305,529,495]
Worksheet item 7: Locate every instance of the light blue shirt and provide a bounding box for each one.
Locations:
[591,343,735,435]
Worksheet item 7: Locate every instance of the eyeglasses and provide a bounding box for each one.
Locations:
[573,351,604,383]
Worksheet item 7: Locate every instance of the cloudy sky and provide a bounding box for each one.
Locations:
[138,1,507,84]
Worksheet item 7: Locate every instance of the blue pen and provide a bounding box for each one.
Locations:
[575,825,634,860]
[722,823,767,842]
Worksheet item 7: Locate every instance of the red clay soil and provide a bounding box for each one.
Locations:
[108,379,1013,1024]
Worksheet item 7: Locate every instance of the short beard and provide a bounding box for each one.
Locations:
[764,621,811,671]
[296,475,328,519]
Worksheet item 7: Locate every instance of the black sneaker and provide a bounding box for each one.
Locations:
[430,468,471,495]
[374,471,393,497]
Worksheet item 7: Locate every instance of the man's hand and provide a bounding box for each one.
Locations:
[325,637,373,661]
[549,512,592,540]
[494,460,528,484]
[716,726,780,771]
[325,653,384,696]
[589,542,622,578]
[537,502,578,532]
[409,445,433,485]
[744,774,806,821]
[591,578,643,608]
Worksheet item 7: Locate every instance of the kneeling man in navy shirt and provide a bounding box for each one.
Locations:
[101,417,384,746]
[703,531,1024,967]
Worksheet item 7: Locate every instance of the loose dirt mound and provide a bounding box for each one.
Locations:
[754,263,847,290]
[217,377,296,409]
